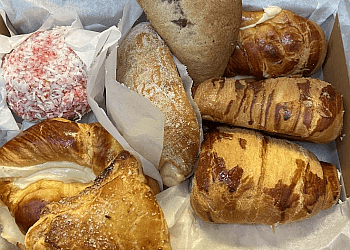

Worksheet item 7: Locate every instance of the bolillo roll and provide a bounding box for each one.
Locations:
[117,22,201,187]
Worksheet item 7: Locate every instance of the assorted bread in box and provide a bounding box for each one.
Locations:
[0,0,347,249]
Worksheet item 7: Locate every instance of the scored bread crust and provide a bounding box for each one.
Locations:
[190,127,340,224]
[117,22,200,187]
[225,10,327,79]
[25,151,171,250]
[136,0,242,84]
[193,77,343,143]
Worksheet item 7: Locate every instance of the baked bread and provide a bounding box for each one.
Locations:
[192,77,343,143]
[190,127,341,224]
[25,150,171,250]
[136,0,242,84]
[224,9,327,79]
[1,27,89,121]
[0,118,159,245]
[117,22,200,187]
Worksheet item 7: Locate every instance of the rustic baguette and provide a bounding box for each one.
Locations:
[117,22,201,187]
[224,9,327,79]
[190,127,341,224]
[136,0,242,84]
[192,77,343,143]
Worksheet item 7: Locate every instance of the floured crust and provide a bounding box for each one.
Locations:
[117,22,200,187]
[190,127,340,224]
[136,0,242,84]
[225,10,327,79]
[25,151,171,250]
[193,77,343,143]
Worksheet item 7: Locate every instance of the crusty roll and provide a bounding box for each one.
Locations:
[136,0,242,84]
[190,127,341,224]
[25,151,171,250]
[193,77,343,143]
[224,9,327,79]
[117,22,200,187]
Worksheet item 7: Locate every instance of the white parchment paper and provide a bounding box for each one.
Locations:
[1,0,350,249]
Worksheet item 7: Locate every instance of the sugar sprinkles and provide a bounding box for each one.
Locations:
[1,26,89,122]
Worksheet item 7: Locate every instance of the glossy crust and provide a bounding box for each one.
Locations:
[190,127,340,224]
[117,22,200,187]
[0,118,159,236]
[25,151,171,250]
[225,10,327,79]
[136,0,242,84]
[193,77,343,143]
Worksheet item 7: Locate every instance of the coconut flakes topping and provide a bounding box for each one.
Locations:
[1,26,89,122]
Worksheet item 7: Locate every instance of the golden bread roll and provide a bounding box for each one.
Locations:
[136,0,242,84]
[117,22,200,187]
[25,151,171,249]
[193,77,343,143]
[0,118,160,240]
[225,9,327,79]
[190,127,341,224]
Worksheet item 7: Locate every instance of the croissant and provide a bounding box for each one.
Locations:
[0,118,159,245]
[25,150,171,250]
[192,77,343,143]
[190,127,341,224]
[224,9,327,79]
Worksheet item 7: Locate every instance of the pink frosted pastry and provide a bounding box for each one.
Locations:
[1,27,89,122]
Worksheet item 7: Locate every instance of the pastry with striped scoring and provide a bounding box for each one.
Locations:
[1,26,89,122]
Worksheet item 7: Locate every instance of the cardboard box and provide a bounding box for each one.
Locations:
[323,16,350,198]
[0,7,349,249]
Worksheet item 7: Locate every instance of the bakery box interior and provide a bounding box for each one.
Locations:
[0,2,350,249]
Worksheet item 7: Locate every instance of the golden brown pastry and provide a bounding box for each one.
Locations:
[224,9,327,79]
[117,22,200,187]
[193,77,343,143]
[0,118,159,243]
[25,150,171,250]
[190,127,340,224]
[136,0,242,84]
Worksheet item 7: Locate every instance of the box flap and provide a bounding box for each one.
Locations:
[323,15,350,198]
